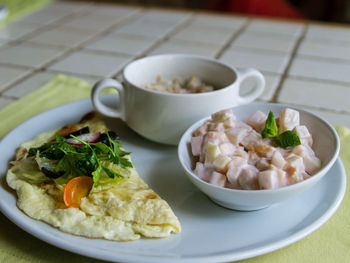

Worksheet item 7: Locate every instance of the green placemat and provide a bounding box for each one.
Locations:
[0,74,349,262]
[0,0,52,26]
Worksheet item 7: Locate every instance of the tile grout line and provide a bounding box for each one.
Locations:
[279,74,350,87]
[140,12,195,55]
[215,19,251,59]
[0,2,108,95]
[275,100,350,115]
[270,23,308,102]
[110,11,196,77]
[40,8,145,69]
[1,94,18,100]
[0,67,51,96]
[12,4,96,43]
[0,9,194,96]
[0,8,145,95]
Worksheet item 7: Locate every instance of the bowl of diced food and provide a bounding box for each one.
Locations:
[178,103,340,211]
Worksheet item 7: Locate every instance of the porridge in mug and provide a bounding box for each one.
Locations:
[143,75,215,94]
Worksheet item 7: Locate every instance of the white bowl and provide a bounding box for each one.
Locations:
[178,103,340,211]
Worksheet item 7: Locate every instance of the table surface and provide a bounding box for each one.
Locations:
[0,1,349,262]
[0,1,350,124]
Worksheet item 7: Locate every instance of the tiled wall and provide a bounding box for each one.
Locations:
[0,1,349,127]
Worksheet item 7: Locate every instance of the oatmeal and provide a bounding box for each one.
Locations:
[143,75,214,94]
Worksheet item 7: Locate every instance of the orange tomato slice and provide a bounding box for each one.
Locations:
[63,176,93,208]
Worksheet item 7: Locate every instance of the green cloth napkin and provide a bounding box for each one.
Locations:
[0,74,349,262]
[0,0,51,26]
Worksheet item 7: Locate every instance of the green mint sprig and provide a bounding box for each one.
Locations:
[261,111,278,138]
[261,111,301,149]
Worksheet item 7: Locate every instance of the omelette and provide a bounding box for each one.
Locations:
[6,112,181,241]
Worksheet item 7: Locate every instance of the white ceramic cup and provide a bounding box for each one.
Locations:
[91,54,265,145]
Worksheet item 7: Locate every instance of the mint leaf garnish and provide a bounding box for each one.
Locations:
[260,110,302,149]
[261,111,278,138]
[274,130,301,149]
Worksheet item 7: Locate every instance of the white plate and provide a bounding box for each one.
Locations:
[0,97,346,263]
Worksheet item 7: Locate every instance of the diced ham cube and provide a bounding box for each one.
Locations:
[238,165,259,190]
[302,172,311,180]
[248,150,259,166]
[222,116,236,129]
[268,165,289,187]
[213,154,231,172]
[275,147,288,157]
[253,142,276,158]
[304,155,321,175]
[201,132,228,161]
[294,125,313,146]
[256,158,270,171]
[271,151,286,169]
[234,119,253,130]
[208,122,225,132]
[292,143,310,157]
[209,171,226,187]
[205,142,221,164]
[193,122,208,136]
[285,154,305,172]
[240,130,262,149]
[226,157,247,189]
[258,170,279,189]
[279,108,300,133]
[194,162,213,182]
[226,166,242,189]
[211,109,234,123]
[287,166,304,184]
[235,146,249,159]
[219,143,236,156]
[226,127,249,145]
[292,145,321,175]
[276,168,288,187]
[225,180,236,189]
[246,110,267,133]
[191,136,203,156]
[203,131,229,145]
[229,156,248,166]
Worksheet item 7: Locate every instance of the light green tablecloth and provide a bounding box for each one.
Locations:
[0,0,51,26]
[0,75,349,262]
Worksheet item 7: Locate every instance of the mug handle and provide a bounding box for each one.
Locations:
[91,78,124,119]
[236,68,265,104]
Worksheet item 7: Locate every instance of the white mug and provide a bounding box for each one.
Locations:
[91,54,265,145]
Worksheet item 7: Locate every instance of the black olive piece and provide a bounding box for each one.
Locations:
[64,126,90,139]
[41,167,65,179]
[108,131,120,140]
[98,131,120,145]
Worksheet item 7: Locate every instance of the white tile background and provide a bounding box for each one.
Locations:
[1,1,350,127]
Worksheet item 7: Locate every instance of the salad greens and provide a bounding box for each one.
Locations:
[261,111,301,149]
[28,132,132,187]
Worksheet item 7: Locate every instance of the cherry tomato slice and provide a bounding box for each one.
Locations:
[63,176,93,208]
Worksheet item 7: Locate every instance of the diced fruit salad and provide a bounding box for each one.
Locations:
[191,108,321,190]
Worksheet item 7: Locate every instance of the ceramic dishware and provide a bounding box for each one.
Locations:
[178,102,340,211]
[91,54,265,145]
[0,98,346,262]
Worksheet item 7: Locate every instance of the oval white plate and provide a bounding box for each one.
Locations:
[0,97,346,263]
